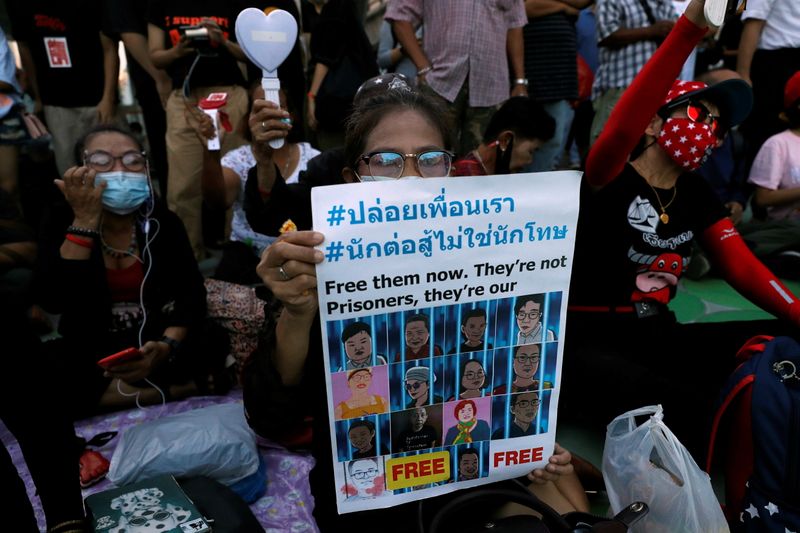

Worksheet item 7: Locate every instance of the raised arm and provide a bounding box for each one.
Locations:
[256,231,324,385]
[586,2,709,187]
[148,23,194,70]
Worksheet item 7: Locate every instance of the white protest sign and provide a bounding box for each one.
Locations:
[235,8,297,149]
[312,171,581,514]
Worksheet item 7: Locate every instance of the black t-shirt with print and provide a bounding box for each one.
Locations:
[147,0,247,90]
[395,425,438,452]
[7,0,107,107]
[570,164,728,307]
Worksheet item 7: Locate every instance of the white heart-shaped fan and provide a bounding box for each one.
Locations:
[236,8,298,149]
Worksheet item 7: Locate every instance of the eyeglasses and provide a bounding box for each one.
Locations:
[357,150,454,179]
[514,400,540,409]
[350,373,371,383]
[84,150,147,172]
[516,311,541,320]
[514,355,540,364]
[405,381,427,390]
[351,468,379,480]
[463,370,485,380]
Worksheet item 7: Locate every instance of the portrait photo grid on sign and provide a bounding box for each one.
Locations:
[327,292,562,498]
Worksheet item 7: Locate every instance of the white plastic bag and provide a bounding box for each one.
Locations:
[602,405,729,533]
[108,403,259,487]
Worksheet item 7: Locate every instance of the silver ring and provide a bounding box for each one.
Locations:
[261,120,267,131]
[278,265,291,281]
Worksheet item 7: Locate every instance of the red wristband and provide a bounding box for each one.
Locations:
[66,234,93,249]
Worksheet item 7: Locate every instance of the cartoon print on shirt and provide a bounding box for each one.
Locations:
[626,194,691,304]
[628,249,686,304]
[627,195,660,234]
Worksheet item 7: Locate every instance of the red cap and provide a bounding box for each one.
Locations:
[662,80,708,107]
[785,72,800,110]
[660,78,753,127]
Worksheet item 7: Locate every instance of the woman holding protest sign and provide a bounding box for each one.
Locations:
[563,0,800,459]
[241,81,588,530]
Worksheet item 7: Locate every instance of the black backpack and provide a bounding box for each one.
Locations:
[426,484,648,533]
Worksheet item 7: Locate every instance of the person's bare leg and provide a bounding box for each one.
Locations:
[549,471,590,513]
[496,472,590,519]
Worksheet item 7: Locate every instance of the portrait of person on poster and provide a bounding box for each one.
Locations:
[348,419,389,459]
[334,368,389,420]
[515,294,556,344]
[394,406,440,452]
[404,365,443,408]
[344,457,391,500]
[457,447,480,481]
[339,321,387,371]
[395,313,443,361]
[492,344,553,394]
[443,399,491,445]
[450,308,493,354]
[492,392,544,439]
[448,358,490,401]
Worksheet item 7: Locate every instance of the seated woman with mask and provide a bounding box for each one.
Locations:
[563,0,800,459]
[37,125,219,419]
[242,81,588,530]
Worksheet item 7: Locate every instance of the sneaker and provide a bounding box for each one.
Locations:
[79,450,110,488]
[704,0,746,28]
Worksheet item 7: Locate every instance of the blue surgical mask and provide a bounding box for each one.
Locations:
[95,171,151,215]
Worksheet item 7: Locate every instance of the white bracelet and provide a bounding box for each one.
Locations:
[417,65,433,76]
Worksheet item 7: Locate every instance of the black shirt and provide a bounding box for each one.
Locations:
[7,0,108,107]
[523,13,578,103]
[570,164,727,307]
[394,425,438,452]
[146,0,247,90]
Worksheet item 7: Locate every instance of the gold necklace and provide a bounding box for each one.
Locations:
[646,179,677,224]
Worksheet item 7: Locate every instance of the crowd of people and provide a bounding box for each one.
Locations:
[1,0,799,531]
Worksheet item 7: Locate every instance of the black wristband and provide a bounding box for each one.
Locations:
[66,226,100,239]
[160,336,181,362]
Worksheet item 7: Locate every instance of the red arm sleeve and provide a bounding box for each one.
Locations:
[585,15,708,188]
[702,218,800,326]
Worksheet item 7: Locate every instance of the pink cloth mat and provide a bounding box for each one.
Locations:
[1,389,319,532]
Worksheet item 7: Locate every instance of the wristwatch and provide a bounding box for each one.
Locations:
[514,78,529,87]
[159,335,182,361]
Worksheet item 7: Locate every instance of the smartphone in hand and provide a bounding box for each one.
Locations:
[97,347,143,370]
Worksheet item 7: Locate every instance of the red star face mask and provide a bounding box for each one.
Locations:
[656,117,716,171]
